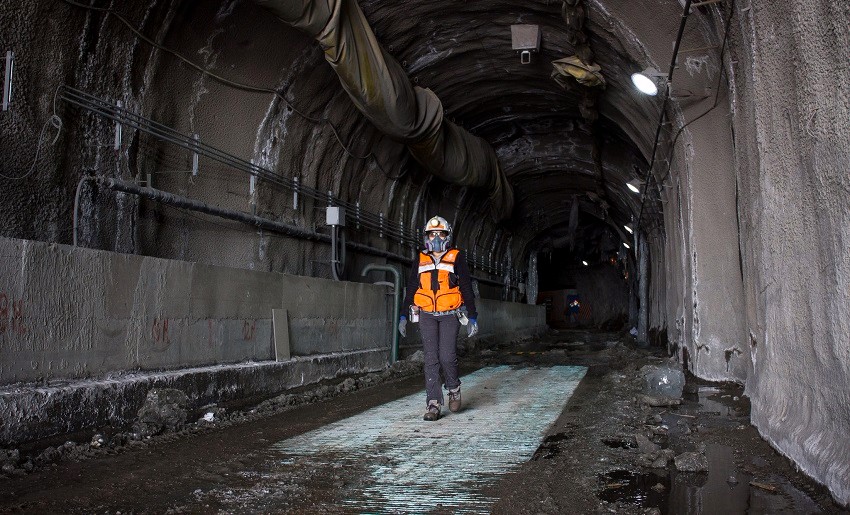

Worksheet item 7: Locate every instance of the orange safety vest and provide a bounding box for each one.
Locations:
[414,249,463,312]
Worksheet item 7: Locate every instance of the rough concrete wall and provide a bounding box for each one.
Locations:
[663,161,694,363]
[475,299,546,336]
[399,298,547,356]
[0,0,448,280]
[730,1,850,504]
[679,92,747,381]
[0,236,391,385]
[646,236,667,338]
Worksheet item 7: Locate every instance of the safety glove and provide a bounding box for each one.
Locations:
[457,306,469,326]
[398,316,407,337]
[467,318,478,338]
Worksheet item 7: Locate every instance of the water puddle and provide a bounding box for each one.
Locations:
[598,469,670,509]
[598,397,825,515]
[532,432,574,460]
[602,437,636,449]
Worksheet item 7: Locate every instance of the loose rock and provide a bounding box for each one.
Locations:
[635,434,660,453]
[134,388,189,437]
[674,451,709,472]
[639,395,681,407]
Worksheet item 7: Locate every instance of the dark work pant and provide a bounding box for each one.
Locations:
[419,311,461,407]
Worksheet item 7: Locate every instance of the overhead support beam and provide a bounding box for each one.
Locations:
[251,0,514,220]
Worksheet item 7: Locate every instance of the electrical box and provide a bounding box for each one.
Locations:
[326,206,346,227]
[511,25,541,64]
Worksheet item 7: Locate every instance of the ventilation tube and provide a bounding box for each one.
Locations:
[253,0,514,220]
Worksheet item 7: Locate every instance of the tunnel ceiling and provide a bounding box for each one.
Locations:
[347,0,720,254]
[35,0,723,267]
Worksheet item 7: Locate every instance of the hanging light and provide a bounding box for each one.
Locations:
[626,178,644,194]
[623,242,631,249]
[630,67,667,96]
[624,223,634,234]
[582,260,588,266]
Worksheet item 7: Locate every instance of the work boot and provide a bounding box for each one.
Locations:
[448,387,462,412]
[423,402,441,421]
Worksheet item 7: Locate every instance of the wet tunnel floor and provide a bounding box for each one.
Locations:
[194,366,586,513]
[0,331,846,514]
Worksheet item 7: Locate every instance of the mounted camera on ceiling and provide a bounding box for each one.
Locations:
[511,25,541,65]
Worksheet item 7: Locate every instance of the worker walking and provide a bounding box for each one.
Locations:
[399,216,478,421]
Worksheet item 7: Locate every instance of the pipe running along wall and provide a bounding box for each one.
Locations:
[251,0,514,220]
[79,176,505,288]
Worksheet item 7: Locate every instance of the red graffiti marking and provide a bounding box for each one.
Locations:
[207,319,219,348]
[0,293,26,336]
[152,318,170,345]
[0,293,7,334]
[11,300,26,335]
[242,320,256,341]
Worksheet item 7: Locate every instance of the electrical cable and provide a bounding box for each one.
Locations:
[56,0,396,178]
[657,0,736,187]
[52,6,512,276]
[1,86,63,180]
[636,0,735,229]
[66,83,423,245]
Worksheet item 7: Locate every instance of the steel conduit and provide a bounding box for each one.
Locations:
[361,264,401,364]
[75,177,512,290]
[74,176,412,263]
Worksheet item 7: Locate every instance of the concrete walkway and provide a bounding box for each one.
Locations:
[197,365,587,512]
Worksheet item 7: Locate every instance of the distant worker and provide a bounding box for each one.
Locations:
[398,215,478,421]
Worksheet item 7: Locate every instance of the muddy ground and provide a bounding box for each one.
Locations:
[0,330,847,514]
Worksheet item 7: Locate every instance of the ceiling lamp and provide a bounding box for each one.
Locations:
[582,260,588,266]
[630,67,667,96]
[626,178,644,194]
[623,242,631,249]
[624,223,634,234]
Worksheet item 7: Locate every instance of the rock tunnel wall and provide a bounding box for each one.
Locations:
[729,1,850,504]
[0,0,511,285]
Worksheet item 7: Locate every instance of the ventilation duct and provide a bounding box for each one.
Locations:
[252,0,514,220]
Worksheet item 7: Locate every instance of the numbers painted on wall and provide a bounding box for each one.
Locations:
[0,293,27,336]
[242,320,256,341]
[152,317,170,346]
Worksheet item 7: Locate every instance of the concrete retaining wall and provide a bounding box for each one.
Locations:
[0,236,391,385]
[399,298,548,356]
[0,236,546,446]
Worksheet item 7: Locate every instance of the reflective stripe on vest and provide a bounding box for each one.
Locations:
[413,249,462,312]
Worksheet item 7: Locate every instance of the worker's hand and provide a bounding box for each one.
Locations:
[467,318,478,338]
[398,316,407,338]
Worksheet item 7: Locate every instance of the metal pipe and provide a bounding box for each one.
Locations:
[84,176,413,263]
[99,176,512,290]
[60,86,524,280]
[2,51,13,111]
[473,274,517,289]
[691,0,723,7]
[330,224,347,281]
[60,86,424,247]
[362,264,401,364]
[72,176,92,247]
